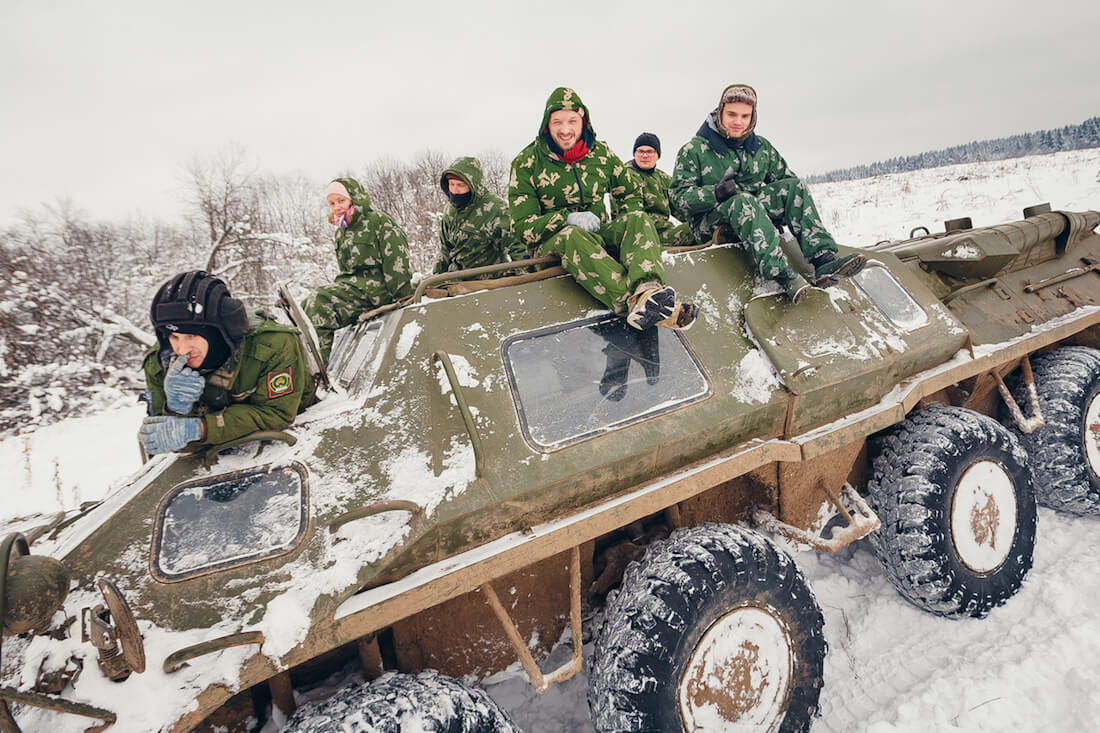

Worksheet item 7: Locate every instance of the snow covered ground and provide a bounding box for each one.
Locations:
[3,149,1100,731]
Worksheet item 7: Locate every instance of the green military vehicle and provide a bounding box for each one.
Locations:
[3,203,1100,732]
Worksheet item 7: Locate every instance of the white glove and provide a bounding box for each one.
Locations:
[566,211,601,233]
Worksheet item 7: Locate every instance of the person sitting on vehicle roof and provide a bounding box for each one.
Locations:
[616,132,695,247]
[140,271,317,455]
[509,86,696,330]
[670,84,865,302]
[303,177,413,361]
[436,156,527,279]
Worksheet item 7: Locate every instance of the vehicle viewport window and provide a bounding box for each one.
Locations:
[853,263,929,331]
[503,316,710,451]
[332,319,384,387]
[153,463,308,581]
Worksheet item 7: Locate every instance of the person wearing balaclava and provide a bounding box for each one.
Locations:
[140,271,316,455]
[670,84,865,303]
[615,132,695,246]
[303,177,414,361]
[509,87,696,331]
[435,157,526,279]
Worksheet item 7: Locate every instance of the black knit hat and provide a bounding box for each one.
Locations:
[150,271,249,357]
[633,132,661,157]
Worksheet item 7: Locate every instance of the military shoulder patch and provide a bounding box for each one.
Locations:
[266,368,294,398]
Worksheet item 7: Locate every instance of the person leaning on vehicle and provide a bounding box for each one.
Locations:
[140,271,317,455]
[616,132,696,246]
[670,83,864,302]
[508,86,696,330]
[303,177,413,361]
[435,156,527,279]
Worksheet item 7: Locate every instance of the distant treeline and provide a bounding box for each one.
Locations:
[808,116,1100,183]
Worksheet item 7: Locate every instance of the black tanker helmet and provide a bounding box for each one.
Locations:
[150,271,248,369]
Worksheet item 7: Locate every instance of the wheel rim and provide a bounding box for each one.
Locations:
[678,605,792,732]
[1082,389,1100,479]
[951,459,1017,574]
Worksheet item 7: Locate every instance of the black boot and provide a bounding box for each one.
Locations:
[810,250,866,288]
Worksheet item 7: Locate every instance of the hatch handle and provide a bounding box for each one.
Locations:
[431,350,484,478]
[410,256,560,304]
[163,631,265,674]
[202,430,297,467]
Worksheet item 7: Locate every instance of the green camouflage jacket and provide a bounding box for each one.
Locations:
[331,177,413,305]
[143,315,316,447]
[436,157,525,277]
[669,112,796,240]
[509,87,644,252]
[616,161,674,220]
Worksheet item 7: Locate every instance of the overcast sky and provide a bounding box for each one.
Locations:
[2,0,1098,226]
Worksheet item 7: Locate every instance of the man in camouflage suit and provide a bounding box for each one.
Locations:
[304,177,413,360]
[140,271,316,454]
[436,156,526,279]
[616,132,695,246]
[670,84,864,302]
[509,87,695,330]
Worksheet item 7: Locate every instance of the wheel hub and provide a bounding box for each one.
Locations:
[951,459,1017,574]
[1082,390,1100,479]
[678,605,792,732]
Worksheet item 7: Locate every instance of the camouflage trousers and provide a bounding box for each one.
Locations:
[539,211,666,315]
[303,279,387,361]
[715,177,837,280]
[653,217,697,247]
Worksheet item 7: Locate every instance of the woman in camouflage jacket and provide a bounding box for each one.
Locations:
[304,177,413,360]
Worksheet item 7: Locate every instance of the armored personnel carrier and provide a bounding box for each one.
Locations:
[3,203,1099,732]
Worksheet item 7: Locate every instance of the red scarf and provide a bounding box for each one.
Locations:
[560,138,590,164]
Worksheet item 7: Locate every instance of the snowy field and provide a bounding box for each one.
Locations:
[3,149,1100,731]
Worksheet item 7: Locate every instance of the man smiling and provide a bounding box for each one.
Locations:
[509,87,695,330]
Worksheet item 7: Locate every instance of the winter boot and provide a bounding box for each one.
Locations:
[657,300,698,330]
[776,270,814,304]
[810,250,866,288]
[626,281,676,330]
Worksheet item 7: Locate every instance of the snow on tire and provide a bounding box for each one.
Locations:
[588,523,826,733]
[868,405,1036,618]
[282,670,520,733]
[1006,346,1100,515]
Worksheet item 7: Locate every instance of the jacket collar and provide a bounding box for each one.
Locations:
[698,111,761,156]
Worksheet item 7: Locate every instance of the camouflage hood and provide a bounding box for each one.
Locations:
[537,87,596,155]
[332,176,374,212]
[439,156,489,204]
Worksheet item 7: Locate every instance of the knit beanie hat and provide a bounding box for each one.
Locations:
[633,132,661,157]
[325,180,351,200]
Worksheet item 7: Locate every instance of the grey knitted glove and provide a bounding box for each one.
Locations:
[566,211,601,232]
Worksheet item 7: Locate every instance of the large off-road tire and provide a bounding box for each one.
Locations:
[588,524,826,733]
[1006,346,1100,515]
[282,670,520,733]
[868,405,1036,618]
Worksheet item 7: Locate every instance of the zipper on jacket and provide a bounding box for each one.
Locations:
[570,164,586,207]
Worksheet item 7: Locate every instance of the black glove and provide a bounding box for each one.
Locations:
[714,173,740,203]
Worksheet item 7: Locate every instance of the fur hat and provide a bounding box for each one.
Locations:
[719,84,757,111]
[717,84,759,139]
[633,132,661,157]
